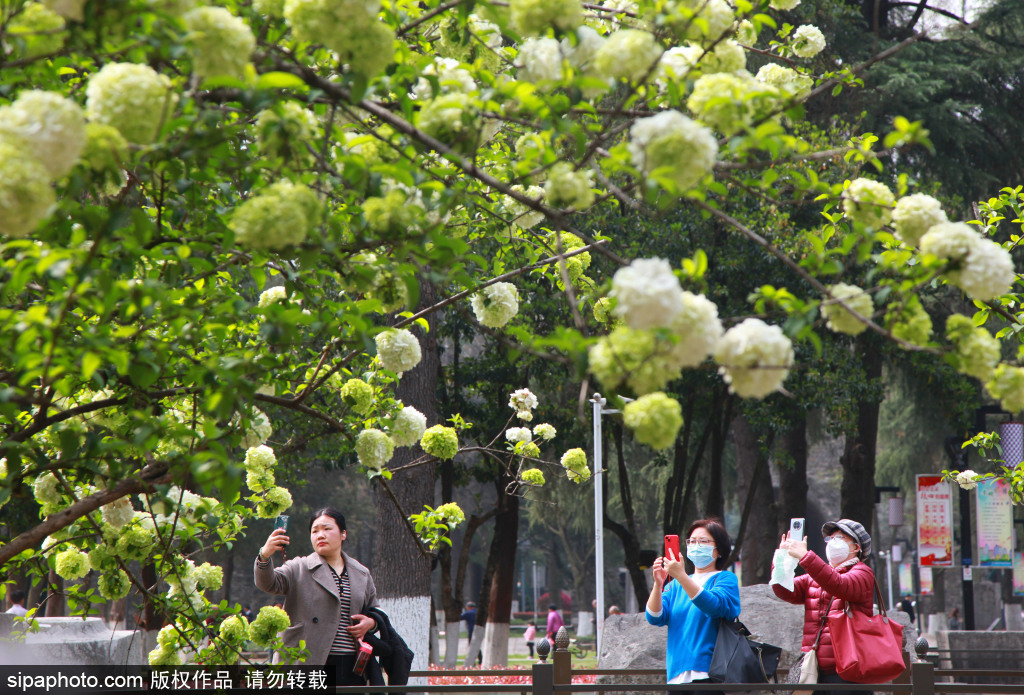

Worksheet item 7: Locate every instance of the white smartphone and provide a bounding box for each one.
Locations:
[789,518,805,543]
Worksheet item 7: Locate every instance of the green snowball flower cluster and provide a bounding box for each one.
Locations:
[85,63,177,145]
[755,64,813,99]
[7,4,65,59]
[355,428,395,469]
[629,110,718,192]
[390,405,427,447]
[437,14,502,70]
[421,425,458,460]
[593,297,615,324]
[688,71,780,136]
[231,180,321,250]
[55,547,90,580]
[0,135,56,238]
[520,442,541,458]
[115,521,158,561]
[521,468,546,486]
[219,615,250,643]
[622,392,683,450]
[560,448,590,483]
[593,29,662,83]
[284,0,395,78]
[987,365,1024,414]
[544,162,595,211]
[843,178,895,228]
[946,315,1000,381]
[435,502,465,525]
[99,569,132,600]
[340,379,375,415]
[821,283,873,336]
[183,6,255,80]
[656,0,734,43]
[887,295,932,346]
[249,605,290,647]
[195,562,223,591]
[471,282,520,329]
[0,90,87,179]
[148,645,183,666]
[415,93,483,155]
[362,189,423,235]
[33,471,63,512]
[89,545,116,571]
[255,486,293,518]
[375,328,423,374]
[255,101,320,164]
[245,445,277,493]
[510,0,583,36]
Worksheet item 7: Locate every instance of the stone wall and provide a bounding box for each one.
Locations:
[0,617,145,665]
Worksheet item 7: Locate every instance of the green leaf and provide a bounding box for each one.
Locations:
[256,72,309,92]
[81,353,102,381]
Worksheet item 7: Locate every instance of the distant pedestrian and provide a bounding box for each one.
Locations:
[948,607,961,630]
[897,598,915,623]
[5,589,27,617]
[461,601,481,665]
[524,622,536,658]
[545,603,564,641]
[608,605,622,616]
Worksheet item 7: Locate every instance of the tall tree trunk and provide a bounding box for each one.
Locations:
[604,421,649,609]
[373,281,440,674]
[776,415,808,534]
[481,476,518,666]
[704,396,733,521]
[44,569,64,617]
[221,548,234,604]
[840,336,884,533]
[732,416,777,584]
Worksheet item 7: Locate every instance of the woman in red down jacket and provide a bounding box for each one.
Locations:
[772,518,875,695]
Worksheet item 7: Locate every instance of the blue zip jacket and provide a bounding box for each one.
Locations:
[645,570,741,681]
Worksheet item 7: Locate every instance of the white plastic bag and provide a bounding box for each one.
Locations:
[769,548,797,591]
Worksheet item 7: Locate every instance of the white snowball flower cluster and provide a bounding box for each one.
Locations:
[713,318,794,398]
[375,328,423,374]
[231,180,321,250]
[946,314,1000,381]
[258,286,288,308]
[629,110,718,191]
[355,428,395,469]
[412,57,477,101]
[842,178,895,228]
[504,185,546,229]
[101,496,135,529]
[533,423,557,440]
[920,222,1016,301]
[471,282,520,328]
[390,405,427,447]
[955,470,979,490]
[791,25,826,58]
[610,258,685,330]
[240,408,274,448]
[0,90,86,179]
[666,291,725,366]
[505,427,533,443]
[183,6,255,80]
[821,283,873,336]
[515,37,565,85]
[85,63,177,145]
[544,162,595,210]
[561,26,610,95]
[660,0,734,43]
[656,46,699,89]
[509,388,539,420]
[892,193,947,247]
[0,139,56,239]
[593,29,663,83]
[755,63,813,99]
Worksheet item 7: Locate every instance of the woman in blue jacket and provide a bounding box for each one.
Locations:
[646,517,740,695]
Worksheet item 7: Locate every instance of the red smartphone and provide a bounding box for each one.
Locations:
[664,534,680,561]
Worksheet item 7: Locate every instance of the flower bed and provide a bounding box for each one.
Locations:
[427,665,597,685]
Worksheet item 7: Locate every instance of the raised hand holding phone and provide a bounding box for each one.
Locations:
[274,515,290,560]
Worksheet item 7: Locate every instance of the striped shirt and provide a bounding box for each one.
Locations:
[328,564,358,654]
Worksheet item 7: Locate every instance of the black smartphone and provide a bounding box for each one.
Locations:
[274,515,290,559]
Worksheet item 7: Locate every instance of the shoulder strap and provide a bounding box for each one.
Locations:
[812,595,834,649]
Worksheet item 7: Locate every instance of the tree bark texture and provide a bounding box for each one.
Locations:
[840,335,884,531]
[604,421,650,609]
[776,416,809,533]
[732,415,777,584]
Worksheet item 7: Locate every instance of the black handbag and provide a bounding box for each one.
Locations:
[708,619,783,684]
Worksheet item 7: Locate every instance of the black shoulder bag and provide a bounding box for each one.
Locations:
[709,618,783,685]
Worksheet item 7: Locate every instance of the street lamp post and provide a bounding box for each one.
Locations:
[591,392,631,657]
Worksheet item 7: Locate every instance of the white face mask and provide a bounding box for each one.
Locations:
[826,537,853,563]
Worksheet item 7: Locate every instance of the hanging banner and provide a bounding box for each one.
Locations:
[919,566,934,596]
[917,474,954,566]
[1014,553,1024,596]
[898,563,913,596]
[976,478,1013,567]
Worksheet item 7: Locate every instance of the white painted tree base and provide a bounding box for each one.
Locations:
[481,622,509,667]
[444,621,461,667]
[378,596,430,684]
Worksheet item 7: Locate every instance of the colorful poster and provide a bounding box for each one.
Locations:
[898,563,913,596]
[919,566,934,595]
[917,475,954,566]
[1014,553,1024,596]
[976,478,1013,567]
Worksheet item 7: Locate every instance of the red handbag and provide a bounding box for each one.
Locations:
[827,578,906,683]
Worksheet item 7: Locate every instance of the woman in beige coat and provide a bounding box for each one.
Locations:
[255,507,379,683]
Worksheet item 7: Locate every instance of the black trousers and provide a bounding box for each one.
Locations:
[668,677,723,695]
[813,670,854,695]
[325,653,368,687]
